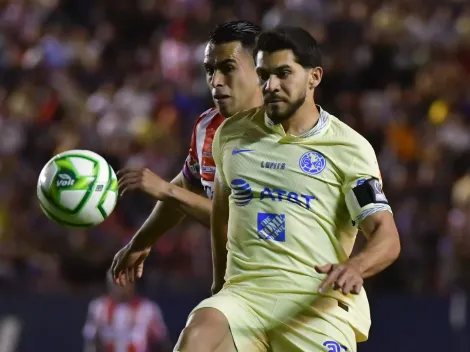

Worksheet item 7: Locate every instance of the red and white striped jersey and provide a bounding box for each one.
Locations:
[182,108,225,199]
[82,296,168,352]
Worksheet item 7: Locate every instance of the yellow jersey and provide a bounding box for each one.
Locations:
[212,106,392,342]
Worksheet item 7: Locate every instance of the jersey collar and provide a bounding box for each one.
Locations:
[264,105,330,138]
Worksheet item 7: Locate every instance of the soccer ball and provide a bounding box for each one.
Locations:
[37,149,118,228]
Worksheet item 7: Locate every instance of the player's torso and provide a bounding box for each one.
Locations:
[220,114,358,286]
[217,109,372,338]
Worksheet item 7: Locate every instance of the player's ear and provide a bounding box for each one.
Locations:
[309,67,323,89]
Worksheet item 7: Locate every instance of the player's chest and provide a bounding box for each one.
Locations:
[224,139,342,197]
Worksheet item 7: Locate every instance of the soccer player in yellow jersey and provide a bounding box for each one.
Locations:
[174,27,401,352]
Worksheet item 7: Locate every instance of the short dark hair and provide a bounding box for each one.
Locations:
[209,20,261,51]
[254,26,322,68]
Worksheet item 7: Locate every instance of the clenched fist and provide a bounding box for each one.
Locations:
[117,168,170,200]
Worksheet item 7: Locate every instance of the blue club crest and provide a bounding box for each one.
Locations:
[299,151,326,175]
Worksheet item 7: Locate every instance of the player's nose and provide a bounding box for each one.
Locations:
[210,70,224,88]
[263,75,280,93]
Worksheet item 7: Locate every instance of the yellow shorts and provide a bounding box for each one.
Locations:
[190,287,357,352]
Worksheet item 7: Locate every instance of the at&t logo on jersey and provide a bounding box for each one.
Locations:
[299,151,326,175]
[230,178,316,209]
[323,341,347,351]
[231,179,253,206]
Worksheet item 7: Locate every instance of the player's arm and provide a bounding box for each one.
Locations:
[121,172,196,251]
[316,178,400,294]
[112,120,213,285]
[112,172,211,285]
[118,169,212,231]
[168,172,212,226]
[118,115,212,231]
[316,144,400,295]
[348,209,400,278]
[210,174,230,295]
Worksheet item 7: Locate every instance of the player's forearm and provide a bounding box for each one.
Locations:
[166,183,212,227]
[348,220,400,279]
[130,175,187,250]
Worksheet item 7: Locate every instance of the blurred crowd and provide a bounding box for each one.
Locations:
[0,0,470,297]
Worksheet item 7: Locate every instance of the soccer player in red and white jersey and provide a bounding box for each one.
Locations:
[112,21,262,285]
[83,272,171,352]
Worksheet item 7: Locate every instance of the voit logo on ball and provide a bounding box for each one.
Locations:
[56,172,76,188]
[230,179,253,206]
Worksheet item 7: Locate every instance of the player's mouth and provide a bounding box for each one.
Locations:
[266,99,284,105]
[214,94,230,102]
[265,96,284,104]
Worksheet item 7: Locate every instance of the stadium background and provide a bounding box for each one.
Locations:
[1,0,470,351]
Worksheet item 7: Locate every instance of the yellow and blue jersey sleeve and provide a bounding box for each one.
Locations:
[342,141,392,226]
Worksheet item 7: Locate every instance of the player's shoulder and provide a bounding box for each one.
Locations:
[327,111,375,156]
[195,107,223,127]
[217,106,263,136]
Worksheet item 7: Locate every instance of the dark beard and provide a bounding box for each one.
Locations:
[266,94,306,124]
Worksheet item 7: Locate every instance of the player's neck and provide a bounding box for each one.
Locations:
[248,89,263,110]
[281,101,320,136]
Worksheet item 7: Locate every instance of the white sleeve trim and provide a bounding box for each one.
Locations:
[354,204,393,225]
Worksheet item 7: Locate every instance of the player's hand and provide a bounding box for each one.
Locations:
[315,262,363,295]
[111,242,151,286]
[117,168,171,200]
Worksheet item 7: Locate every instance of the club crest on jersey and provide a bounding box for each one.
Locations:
[299,151,326,175]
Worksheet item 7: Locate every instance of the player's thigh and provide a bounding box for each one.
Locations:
[268,309,356,352]
[181,291,269,352]
[174,307,236,352]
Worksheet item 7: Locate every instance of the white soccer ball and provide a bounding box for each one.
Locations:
[37,149,118,228]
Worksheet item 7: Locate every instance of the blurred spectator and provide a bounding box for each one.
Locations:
[83,271,171,352]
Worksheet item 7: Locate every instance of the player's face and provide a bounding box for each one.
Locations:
[256,50,319,124]
[204,41,259,117]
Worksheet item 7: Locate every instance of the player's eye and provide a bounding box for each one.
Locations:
[278,70,291,79]
[258,72,270,82]
[222,65,236,74]
[205,66,214,75]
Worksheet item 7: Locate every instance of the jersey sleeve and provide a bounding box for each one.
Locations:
[182,121,202,187]
[343,142,392,226]
[212,121,229,189]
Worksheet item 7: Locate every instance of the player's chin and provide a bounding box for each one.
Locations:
[266,109,286,123]
[215,100,234,117]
